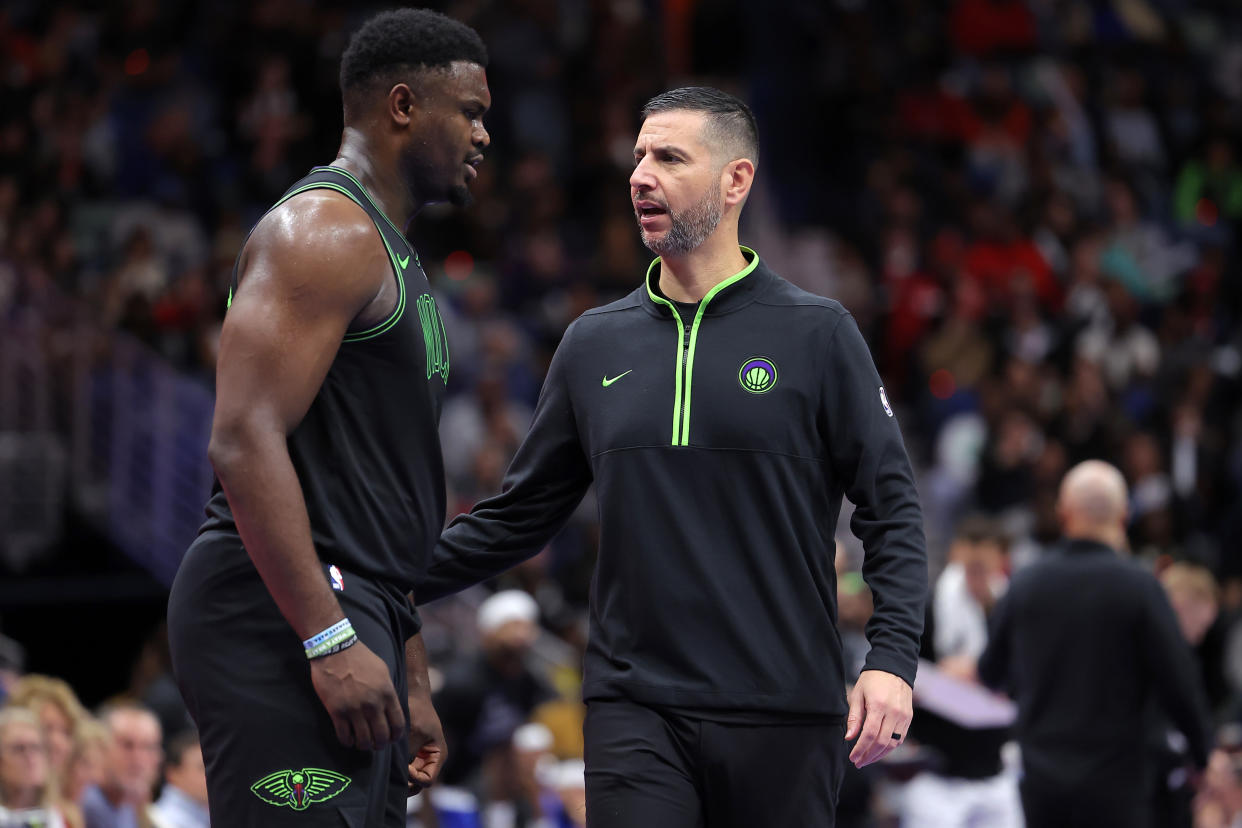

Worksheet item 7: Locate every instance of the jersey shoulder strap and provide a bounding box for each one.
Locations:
[225,166,416,341]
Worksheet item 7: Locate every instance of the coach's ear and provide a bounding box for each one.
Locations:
[722,158,755,208]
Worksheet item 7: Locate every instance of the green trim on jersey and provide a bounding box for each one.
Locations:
[644,246,760,445]
[317,166,420,266]
[252,180,409,343]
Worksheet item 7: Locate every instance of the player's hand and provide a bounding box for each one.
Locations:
[309,641,405,751]
[844,669,913,768]
[406,691,446,793]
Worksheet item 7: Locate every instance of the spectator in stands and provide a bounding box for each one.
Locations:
[63,718,110,828]
[82,704,161,828]
[1174,135,1242,240]
[469,721,578,828]
[1194,747,1242,828]
[546,758,586,828]
[148,730,207,828]
[903,516,1020,828]
[7,675,87,787]
[979,460,1213,827]
[1153,562,1222,827]
[434,591,556,796]
[0,707,66,827]
[1163,563,1221,651]
[931,516,1009,669]
[0,637,23,704]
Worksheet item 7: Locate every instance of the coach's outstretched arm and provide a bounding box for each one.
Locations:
[820,313,928,768]
[418,322,594,604]
[208,192,408,752]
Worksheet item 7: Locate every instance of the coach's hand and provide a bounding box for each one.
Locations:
[844,669,912,768]
[310,641,406,751]
[407,691,446,793]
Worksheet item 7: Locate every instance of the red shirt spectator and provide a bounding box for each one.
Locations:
[950,0,1037,57]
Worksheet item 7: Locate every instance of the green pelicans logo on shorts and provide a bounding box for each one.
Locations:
[738,357,778,394]
[251,768,351,811]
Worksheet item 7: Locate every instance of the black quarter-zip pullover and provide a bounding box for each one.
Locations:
[420,248,927,718]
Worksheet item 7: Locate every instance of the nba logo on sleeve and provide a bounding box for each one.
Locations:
[879,386,894,417]
[329,565,344,591]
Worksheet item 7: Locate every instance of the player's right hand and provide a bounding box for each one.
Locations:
[309,641,406,751]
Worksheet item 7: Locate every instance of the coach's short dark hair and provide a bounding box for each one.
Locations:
[641,86,759,167]
[339,9,487,100]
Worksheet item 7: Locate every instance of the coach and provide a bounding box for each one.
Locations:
[418,86,927,826]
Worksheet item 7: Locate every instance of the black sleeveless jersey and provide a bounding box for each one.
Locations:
[199,166,451,593]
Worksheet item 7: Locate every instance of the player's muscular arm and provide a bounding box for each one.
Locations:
[208,191,403,751]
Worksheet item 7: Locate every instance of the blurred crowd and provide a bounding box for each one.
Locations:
[3,0,1242,824]
[0,668,204,828]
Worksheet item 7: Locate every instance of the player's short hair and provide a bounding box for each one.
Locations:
[339,9,487,103]
[640,86,760,167]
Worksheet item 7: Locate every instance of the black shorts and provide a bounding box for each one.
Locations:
[584,698,846,828]
[167,532,420,827]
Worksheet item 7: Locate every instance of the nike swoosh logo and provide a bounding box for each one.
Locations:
[602,370,632,387]
[397,253,410,269]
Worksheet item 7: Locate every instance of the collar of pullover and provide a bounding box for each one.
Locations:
[1063,537,1121,556]
[641,246,769,319]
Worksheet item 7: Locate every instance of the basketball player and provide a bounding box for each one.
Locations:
[167,10,489,826]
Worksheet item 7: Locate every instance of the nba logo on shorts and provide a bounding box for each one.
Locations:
[329,565,344,592]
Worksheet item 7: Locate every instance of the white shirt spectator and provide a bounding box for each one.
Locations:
[148,786,208,828]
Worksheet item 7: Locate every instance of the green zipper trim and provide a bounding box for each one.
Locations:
[643,259,686,443]
[644,247,760,445]
[681,249,759,443]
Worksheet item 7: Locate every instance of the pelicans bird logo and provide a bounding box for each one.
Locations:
[250,768,351,810]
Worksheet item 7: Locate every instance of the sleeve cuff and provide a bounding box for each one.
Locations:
[862,650,918,688]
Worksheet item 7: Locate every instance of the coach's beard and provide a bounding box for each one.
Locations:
[640,187,723,256]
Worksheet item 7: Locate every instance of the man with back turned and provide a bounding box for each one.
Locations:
[979,460,1213,827]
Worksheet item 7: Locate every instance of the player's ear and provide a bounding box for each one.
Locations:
[389,83,417,127]
[722,158,755,207]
